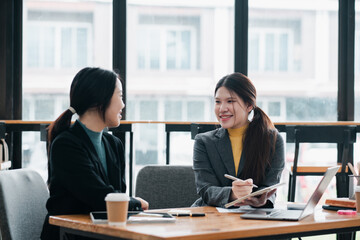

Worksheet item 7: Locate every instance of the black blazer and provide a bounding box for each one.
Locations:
[41,121,141,240]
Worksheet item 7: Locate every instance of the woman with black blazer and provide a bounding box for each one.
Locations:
[41,67,148,240]
[192,73,284,208]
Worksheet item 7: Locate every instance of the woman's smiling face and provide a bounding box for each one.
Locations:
[104,78,125,128]
[214,86,252,129]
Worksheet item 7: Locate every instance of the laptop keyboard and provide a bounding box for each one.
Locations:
[269,210,282,217]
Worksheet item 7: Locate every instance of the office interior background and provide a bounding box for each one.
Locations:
[2,0,360,208]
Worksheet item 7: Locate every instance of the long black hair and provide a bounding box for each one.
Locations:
[46,67,119,179]
[215,72,276,184]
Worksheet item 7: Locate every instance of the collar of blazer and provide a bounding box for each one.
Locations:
[214,128,237,177]
[214,127,227,139]
[70,121,112,183]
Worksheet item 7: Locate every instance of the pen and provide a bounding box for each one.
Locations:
[224,174,258,188]
[170,213,206,217]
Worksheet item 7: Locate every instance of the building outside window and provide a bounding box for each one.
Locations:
[21,0,351,210]
[22,0,112,180]
[26,21,92,69]
[126,0,234,176]
[249,28,297,73]
[249,0,338,203]
[137,15,199,71]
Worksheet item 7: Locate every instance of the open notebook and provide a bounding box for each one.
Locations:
[240,165,340,221]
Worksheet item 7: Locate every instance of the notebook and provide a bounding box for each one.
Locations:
[240,165,340,221]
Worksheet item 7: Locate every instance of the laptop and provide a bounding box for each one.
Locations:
[240,165,340,221]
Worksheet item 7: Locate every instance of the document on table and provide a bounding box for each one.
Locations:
[216,206,253,213]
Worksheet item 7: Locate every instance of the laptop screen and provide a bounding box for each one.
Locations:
[299,166,340,219]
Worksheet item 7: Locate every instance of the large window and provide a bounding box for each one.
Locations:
[354,2,360,213]
[22,0,113,180]
[18,1,357,208]
[248,0,339,204]
[249,1,338,122]
[356,1,360,121]
[127,0,234,173]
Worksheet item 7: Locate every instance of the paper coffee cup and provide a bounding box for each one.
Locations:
[355,186,360,213]
[105,193,130,226]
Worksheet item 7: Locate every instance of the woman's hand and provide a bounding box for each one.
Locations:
[238,188,277,207]
[135,197,149,210]
[230,178,254,201]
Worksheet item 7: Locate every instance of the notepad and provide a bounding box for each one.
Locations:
[225,182,286,208]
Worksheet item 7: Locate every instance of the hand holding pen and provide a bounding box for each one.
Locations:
[224,174,258,188]
[225,174,258,202]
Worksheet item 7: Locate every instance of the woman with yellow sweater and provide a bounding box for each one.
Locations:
[192,72,284,208]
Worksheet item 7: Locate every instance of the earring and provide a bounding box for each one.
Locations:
[248,109,254,122]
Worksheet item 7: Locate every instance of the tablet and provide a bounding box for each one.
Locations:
[90,211,108,224]
[90,211,142,224]
[90,211,176,224]
[225,182,286,208]
[127,212,176,223]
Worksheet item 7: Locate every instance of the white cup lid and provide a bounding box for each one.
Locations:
[105,193,130,202]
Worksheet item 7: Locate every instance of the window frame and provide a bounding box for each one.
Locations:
[0,0,356,169]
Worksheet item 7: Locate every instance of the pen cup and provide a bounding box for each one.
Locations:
[105,193,129,226]
[349,175,360,200]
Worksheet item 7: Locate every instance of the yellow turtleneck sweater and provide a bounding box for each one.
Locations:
[228,123,248,175]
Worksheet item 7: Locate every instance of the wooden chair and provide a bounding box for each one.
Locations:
[286,125,357,202]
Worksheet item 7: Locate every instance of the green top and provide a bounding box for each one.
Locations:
[77,120,107,176]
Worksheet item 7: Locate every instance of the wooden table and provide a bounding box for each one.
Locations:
[49,206,360,240]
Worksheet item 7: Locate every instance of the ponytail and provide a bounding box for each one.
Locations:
[250,106,274,129]
[46,108,75,183]
[240,106,277,184]
[47,108,76,153]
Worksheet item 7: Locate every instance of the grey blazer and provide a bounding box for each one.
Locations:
[192,128,284,207]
